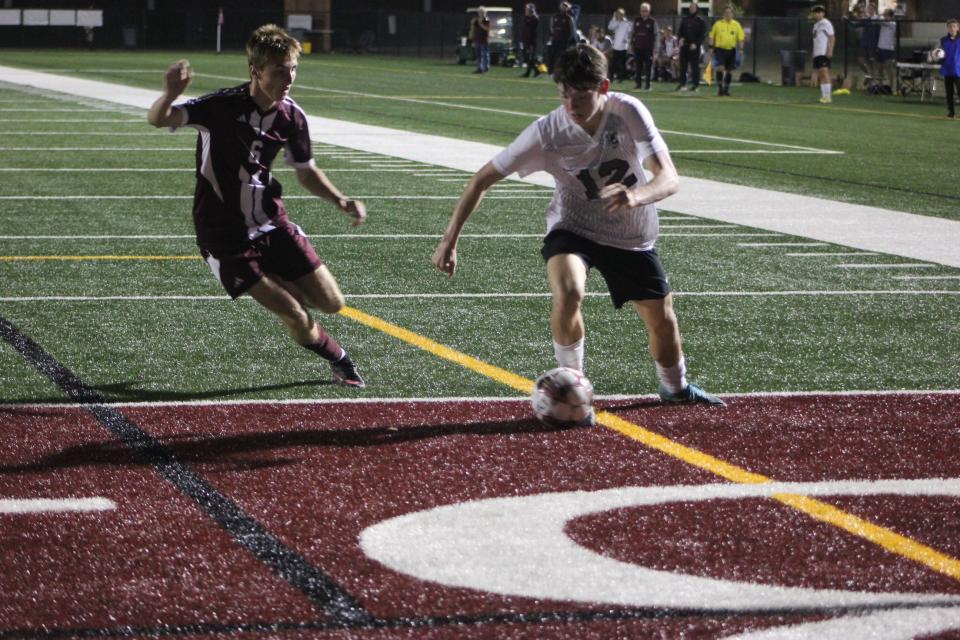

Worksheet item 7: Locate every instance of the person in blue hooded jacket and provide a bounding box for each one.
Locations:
[940,19,960,118]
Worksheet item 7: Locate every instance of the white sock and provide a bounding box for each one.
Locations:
[821,83,831,98]
[553,338,585,372]
[656,355,688,394]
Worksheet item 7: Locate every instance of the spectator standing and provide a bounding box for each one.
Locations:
[851,3,881,89]
[471,6,492,74]
[676,1,707,92]
[707,5,745,96]
[520,3,541,78]
[811,5,836,104]
[940,18,960,118]
[631,3,658,90]
[546,1,577,74]
[608,7,632,83]
[875,9,897,93]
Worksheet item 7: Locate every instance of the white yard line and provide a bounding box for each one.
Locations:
[0,232,779,240]
[835,263,938,269]
[4,388,959,410]
[669,150,843,155]
[785,252,880,256]
[1,65,957,268]
[2,291,957,303]
[0,132,171,135]
[0,195,554,200]
[893,275,960,280]
[0,118,141,122]
[739,242,829,247]
[0,497,116,514]
[0,147,191,151]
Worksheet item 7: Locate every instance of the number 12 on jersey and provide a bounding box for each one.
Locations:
[575,159,637,200]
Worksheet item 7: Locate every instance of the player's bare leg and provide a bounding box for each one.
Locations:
[248,272,364,388]
[248,275,316,343]
[633,295,682,368]
[285,265,345,314]
[634,295,724,406]
[547,254,588,371]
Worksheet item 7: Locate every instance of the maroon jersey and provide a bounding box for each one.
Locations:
[631,16,657,51]
[175,83,314,257]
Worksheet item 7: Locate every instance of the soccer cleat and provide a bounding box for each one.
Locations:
[330,355,366,388]
[658,383,726,407]
[819,97,832,104]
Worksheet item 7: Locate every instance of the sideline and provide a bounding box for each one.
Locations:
[1,65,958,268]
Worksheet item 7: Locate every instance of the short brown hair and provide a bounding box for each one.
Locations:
[553,44,608,90]
[246,24,302,69]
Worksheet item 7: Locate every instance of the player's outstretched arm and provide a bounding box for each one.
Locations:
[432,161,505,278]
[598,150,679,213]
[296,167,367,226]
[147,59,192,128]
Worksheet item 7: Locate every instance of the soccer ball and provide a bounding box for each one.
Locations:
[929,48,945,63]
[531,367,594,426]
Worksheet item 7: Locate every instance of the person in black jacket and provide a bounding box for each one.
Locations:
[520,3,541,77]
[546,1,576,74]
[676,1,707,91]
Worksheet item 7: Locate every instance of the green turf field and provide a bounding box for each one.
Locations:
[0,51,957,404]
[1,50,957,220]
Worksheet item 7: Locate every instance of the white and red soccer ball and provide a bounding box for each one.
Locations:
[531,367,594,425]
[930,48,946,63]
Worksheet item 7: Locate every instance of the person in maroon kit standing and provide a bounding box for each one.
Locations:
[520,3,541,77]
[546,1,576,74]
[146,24,367,388]
[632,2,658,90]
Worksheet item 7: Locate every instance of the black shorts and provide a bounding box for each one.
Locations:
[713,47,737,69]
[201,221,323,299]
[541,229,671,309]
[813,55,832,69]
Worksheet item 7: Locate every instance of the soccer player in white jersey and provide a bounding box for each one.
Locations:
[811,5,836,104]
[432,43,724,413]
[147,24,367,387]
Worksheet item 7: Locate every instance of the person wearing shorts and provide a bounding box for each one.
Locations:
[708,6,745,97]
[147,24,368,387]
[812,5,836,103]
[432,43,726,421]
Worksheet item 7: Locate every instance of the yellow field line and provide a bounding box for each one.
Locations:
[0,255,199,261]
[340,303,960,582]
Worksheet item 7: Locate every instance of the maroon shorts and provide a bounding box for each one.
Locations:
[201,222,323,299]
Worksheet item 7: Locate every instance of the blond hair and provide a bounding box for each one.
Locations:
[246,24,302,69]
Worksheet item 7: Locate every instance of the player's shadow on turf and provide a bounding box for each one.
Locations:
[0,418,586,474]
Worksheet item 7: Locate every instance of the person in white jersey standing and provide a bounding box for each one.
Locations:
[432,43,725,418]
[811,5,836,104]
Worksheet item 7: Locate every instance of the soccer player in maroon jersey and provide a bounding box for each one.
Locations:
[147,24,366,388]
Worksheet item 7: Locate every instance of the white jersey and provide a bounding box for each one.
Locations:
[877,19,896,52]
[812,18,835,57]
[492,92,668,251]
[607,17,633,51]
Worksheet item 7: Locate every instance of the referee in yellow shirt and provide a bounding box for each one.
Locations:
[708,6,745,96]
